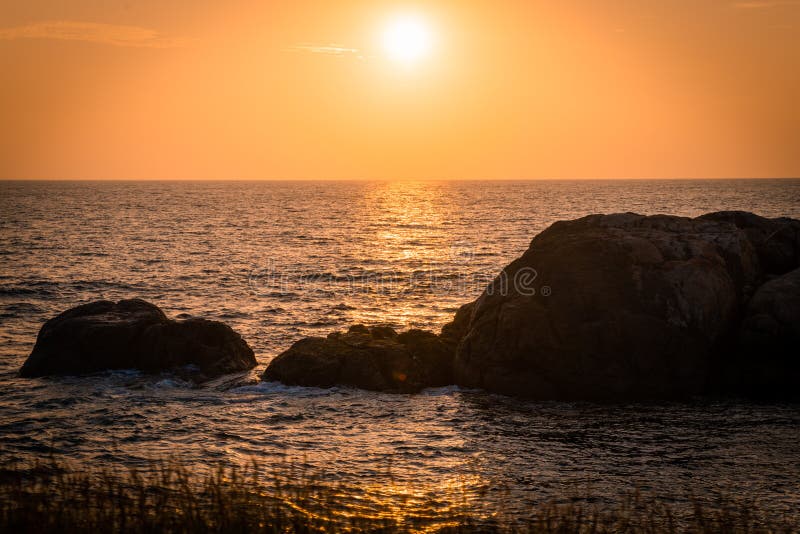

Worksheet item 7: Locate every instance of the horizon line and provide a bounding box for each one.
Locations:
[2,177,799,182]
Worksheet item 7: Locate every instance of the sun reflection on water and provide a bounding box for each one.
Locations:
[298,472,492,532]
[346,180,481,327]
[215,452,494,532]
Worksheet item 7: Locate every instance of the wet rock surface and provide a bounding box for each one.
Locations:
[262,325,454,393]
[453,212,799,400]
[20,299,256,381]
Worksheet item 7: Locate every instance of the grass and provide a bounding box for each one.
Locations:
[0,458,795,533]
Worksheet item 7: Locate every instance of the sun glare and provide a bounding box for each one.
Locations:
[381,14,433,64]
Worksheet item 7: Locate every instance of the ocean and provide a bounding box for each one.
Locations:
[1,179,799,522]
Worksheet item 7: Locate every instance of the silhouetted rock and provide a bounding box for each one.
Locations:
[729,267,800,398]
[262,211,799,399]
[262,325,453,393]
[20,299,256,380]
[453,213,770,400]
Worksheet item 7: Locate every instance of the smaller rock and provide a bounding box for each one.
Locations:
[20,299,256,380]
[262,325,454,393]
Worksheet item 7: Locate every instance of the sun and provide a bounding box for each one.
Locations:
[381,14,433,64]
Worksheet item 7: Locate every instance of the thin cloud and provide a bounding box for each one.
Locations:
[287,43,363,58]
[0,20,189,48]
[733,0,800,8]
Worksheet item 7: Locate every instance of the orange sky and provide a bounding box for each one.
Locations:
[1,1,798,180]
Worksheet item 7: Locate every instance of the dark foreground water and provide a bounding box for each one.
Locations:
[1,180,799,523]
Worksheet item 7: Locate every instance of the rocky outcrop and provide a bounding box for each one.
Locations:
[261,211,798,400]
[20,299,256,380]
[452,212,798,400]
[262,325,453,393]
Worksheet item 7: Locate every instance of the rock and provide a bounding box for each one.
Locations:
[20,299,256,380]
[728,268,800,398]
[453,213,766,400]
[262,325,454,393]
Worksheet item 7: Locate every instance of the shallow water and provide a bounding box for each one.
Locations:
[1,179,799,522]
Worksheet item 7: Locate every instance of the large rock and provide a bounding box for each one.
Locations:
[20,299,256,380]
[729,268,800,398]
[262,325,453,393]
[453,213,769,400]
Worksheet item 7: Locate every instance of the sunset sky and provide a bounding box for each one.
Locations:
[1,1,798,180]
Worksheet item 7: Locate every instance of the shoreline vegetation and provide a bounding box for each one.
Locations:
[0,458,794,533]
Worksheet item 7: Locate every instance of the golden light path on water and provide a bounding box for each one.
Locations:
[216,448,491,531]
[338,180,480,328]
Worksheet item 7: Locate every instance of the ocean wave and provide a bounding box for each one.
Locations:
[231,380,337,397]
[0,285,58,298]
[419,385,468,396]
[0,301,45,316]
